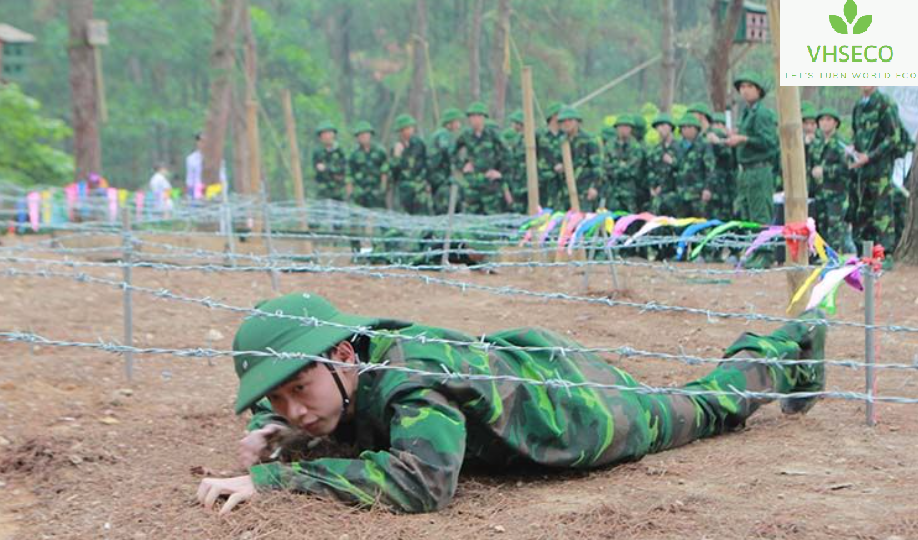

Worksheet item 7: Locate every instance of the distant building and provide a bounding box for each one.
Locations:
[0,23,36,83]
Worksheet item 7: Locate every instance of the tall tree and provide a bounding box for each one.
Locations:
[895,147,918,263]
[67,0,101,181]
[468,0,483,102]
[659,0,676,112]
[407,0,428,124]
[705,0,744,111]
[201,0,244,186]
[490,0,511,123]
[325,3,355,121]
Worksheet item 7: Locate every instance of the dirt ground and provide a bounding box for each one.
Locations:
[1,236,917,540]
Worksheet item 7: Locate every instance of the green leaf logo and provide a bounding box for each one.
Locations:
[830,0,872,34]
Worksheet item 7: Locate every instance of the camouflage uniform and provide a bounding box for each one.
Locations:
[391,135,431,215]
[348,143,389,209]
[239,293,827,514]
[428,116,461,215]
[851,90,901,252]
[703,128,736,220]
[503,110,527,213]
[646,115,680,216]
[603,136,644,212]
[673,116,711,217]
[453,126,509,215]
[536,102,566,211]
[312,144,348,201]
[810,108,851,251]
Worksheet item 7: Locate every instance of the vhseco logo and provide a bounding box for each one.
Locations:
[808,0,892,63]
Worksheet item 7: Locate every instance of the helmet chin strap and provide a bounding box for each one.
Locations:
[323,361,351,420]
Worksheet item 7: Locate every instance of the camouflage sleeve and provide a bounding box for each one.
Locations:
[495,131,509,174]
[246,398,291,432]
[378,148,391,175]
[868,102,901,162]
[330,150,348,179]
[822,141,849,180]
[645,148,660,188]
[744,108,779,156]
[536,134,554,179]
[703,143,717,191]
[451,132,468,171]
[310,148,322,179]
[584,139,603,190]
[249,388,466,513]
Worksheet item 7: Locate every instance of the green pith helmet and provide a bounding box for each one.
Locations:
[601,125,617,139]
[486,119,499,130]
[712,112,727,125]
[232,293,382,414]
[801,101,818,121]
[613,114,635,128]
[677,115,702,130]
[817,107,842,126]
[441,107,463,125]
[545,101,563,122]
[509,109,524,125]
[687,102,713,121]
[466,101,489,117]
[557,106,582,122]
[733,71,768,97]
[352,121,375,136]
[651,113,675,128]
[632,113,648,141]
[315,120,337,136]
[393,114,417,131]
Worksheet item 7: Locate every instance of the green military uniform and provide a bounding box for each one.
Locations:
[690,104,736,220]
[733,73,779,226]
[453,102,509,214]
[390,114,431,215]
[811,108,851,251]
[311,121,348,201]
[646,114,680,216]
[428,108,463,214]
[801,102,821,197]
[674,115,711,218]
[537,102,566,211]
[602,115,644,212]
[234,293,827,514]
[558,106,603,212]
[851,89,901,252]
[503,110,527,213]
[347,122,389,209]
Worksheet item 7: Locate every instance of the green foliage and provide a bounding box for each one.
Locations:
[0,84,73,186]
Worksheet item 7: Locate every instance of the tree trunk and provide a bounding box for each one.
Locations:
[201,0,244,187]
[659,0,677,113]
[706,0,744,111]
[231,82,249,195]
[490,0,511,123]
[67,0,101,182]
[468,0,483,102]
[408,0,428,124]
[325,4,355,122]
[895,146,918,263]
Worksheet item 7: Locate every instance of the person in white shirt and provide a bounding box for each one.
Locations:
[186,133,227,200]
[149,163,174,216]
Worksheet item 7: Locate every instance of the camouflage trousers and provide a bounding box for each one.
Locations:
[851,174,895,253]
[464,173,506,215]
[397,179,434,215]
[814,190,850,254]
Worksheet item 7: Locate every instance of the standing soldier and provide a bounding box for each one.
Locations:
[390,114,431,215]
[347,122,389,209]
[312,121,348,201]
[710,112,738,219]
[675,115,711,218]
[850,86,901,258]
[602,115,644,212]
[646,113,680,217]
[801,101,820,196]
[809,107,851,252]
[558,106,602,212]
[537,102,566,210]
[503,110,528,213]
[429,108,464,214]
[725,72,779,268]
[453,102,510,214]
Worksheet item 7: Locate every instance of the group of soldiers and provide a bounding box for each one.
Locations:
[311,71,910,262]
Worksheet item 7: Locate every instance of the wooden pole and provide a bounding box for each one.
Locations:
[767,0,809,312]
[282,89,308,230]
[247,99,263,231]
[93,47,107,123]
[521,67,540,215]
[561,139,580,213]
[571,55,662,108]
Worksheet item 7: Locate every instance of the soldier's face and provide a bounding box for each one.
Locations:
[400,126,415,139]
[818,116,838,135]
[655,124,672,138]
[468,114,485,131]
[513,122,524,133]
[692,112,707,126]
[860,85,876,95]
[680,126,698,140]
[319,131,336,145]
[802,119,817,135]
[447,120,462,132]
[616,125,632,138]
[265,341,358,437]
[561,119,578,134]
[739,82,761,103]
[357,132,372,146]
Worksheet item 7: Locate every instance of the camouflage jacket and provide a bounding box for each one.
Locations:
[567,130,603,198]
[390,135,428,187]
[736,101,779,166]
[311,144,348,201]
[852,90,901,177]
[812,132,851,195]
[428,128,457,181]
[536,128,565,183]
[452,126,507,174]
[348,144,390,208]
[603,137,644,190]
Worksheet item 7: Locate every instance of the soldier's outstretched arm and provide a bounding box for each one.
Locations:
[248,389,467,513]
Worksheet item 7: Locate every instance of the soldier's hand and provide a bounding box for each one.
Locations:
[725,134,746,147]
[238,424,287,469]
[587,187,598,201]
[346,182,354,198]
[197,475,256,516]
[316,163,327,172]
[702,189,712,202]
[504,189,514,205]
[393,142,405,158]
[705,132,721,144]
[485,169,502,181]
[554,163,564,173]
[380,174,388,191]
[463,162,475,174]
[850,152,870,169]
[812,166,824,180]
[662,154,673,165]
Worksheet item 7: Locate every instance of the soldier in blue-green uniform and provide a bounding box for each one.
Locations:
[311,121,349,202]
[453,102,511,214]
[558,106,603,212]
[675,115,712,218]
[725,72,779,268]
[646,113,680,217]
[602,114,644,213]
[850,86,902,258]
[810,107,852,251]
[429,108,464,214]
[390,114,431,215]
[197,292,828,515]
[503,110,527,213]
[689,103,735,220]
[537,102,566,211]
[347,122,389,209]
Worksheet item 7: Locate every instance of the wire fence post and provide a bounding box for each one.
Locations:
[601,229,621,290]
[121,206,134,382]
[261,186,280,294]
[863,240,876,427]
[440,182,460,266]
[220,187,236,268]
